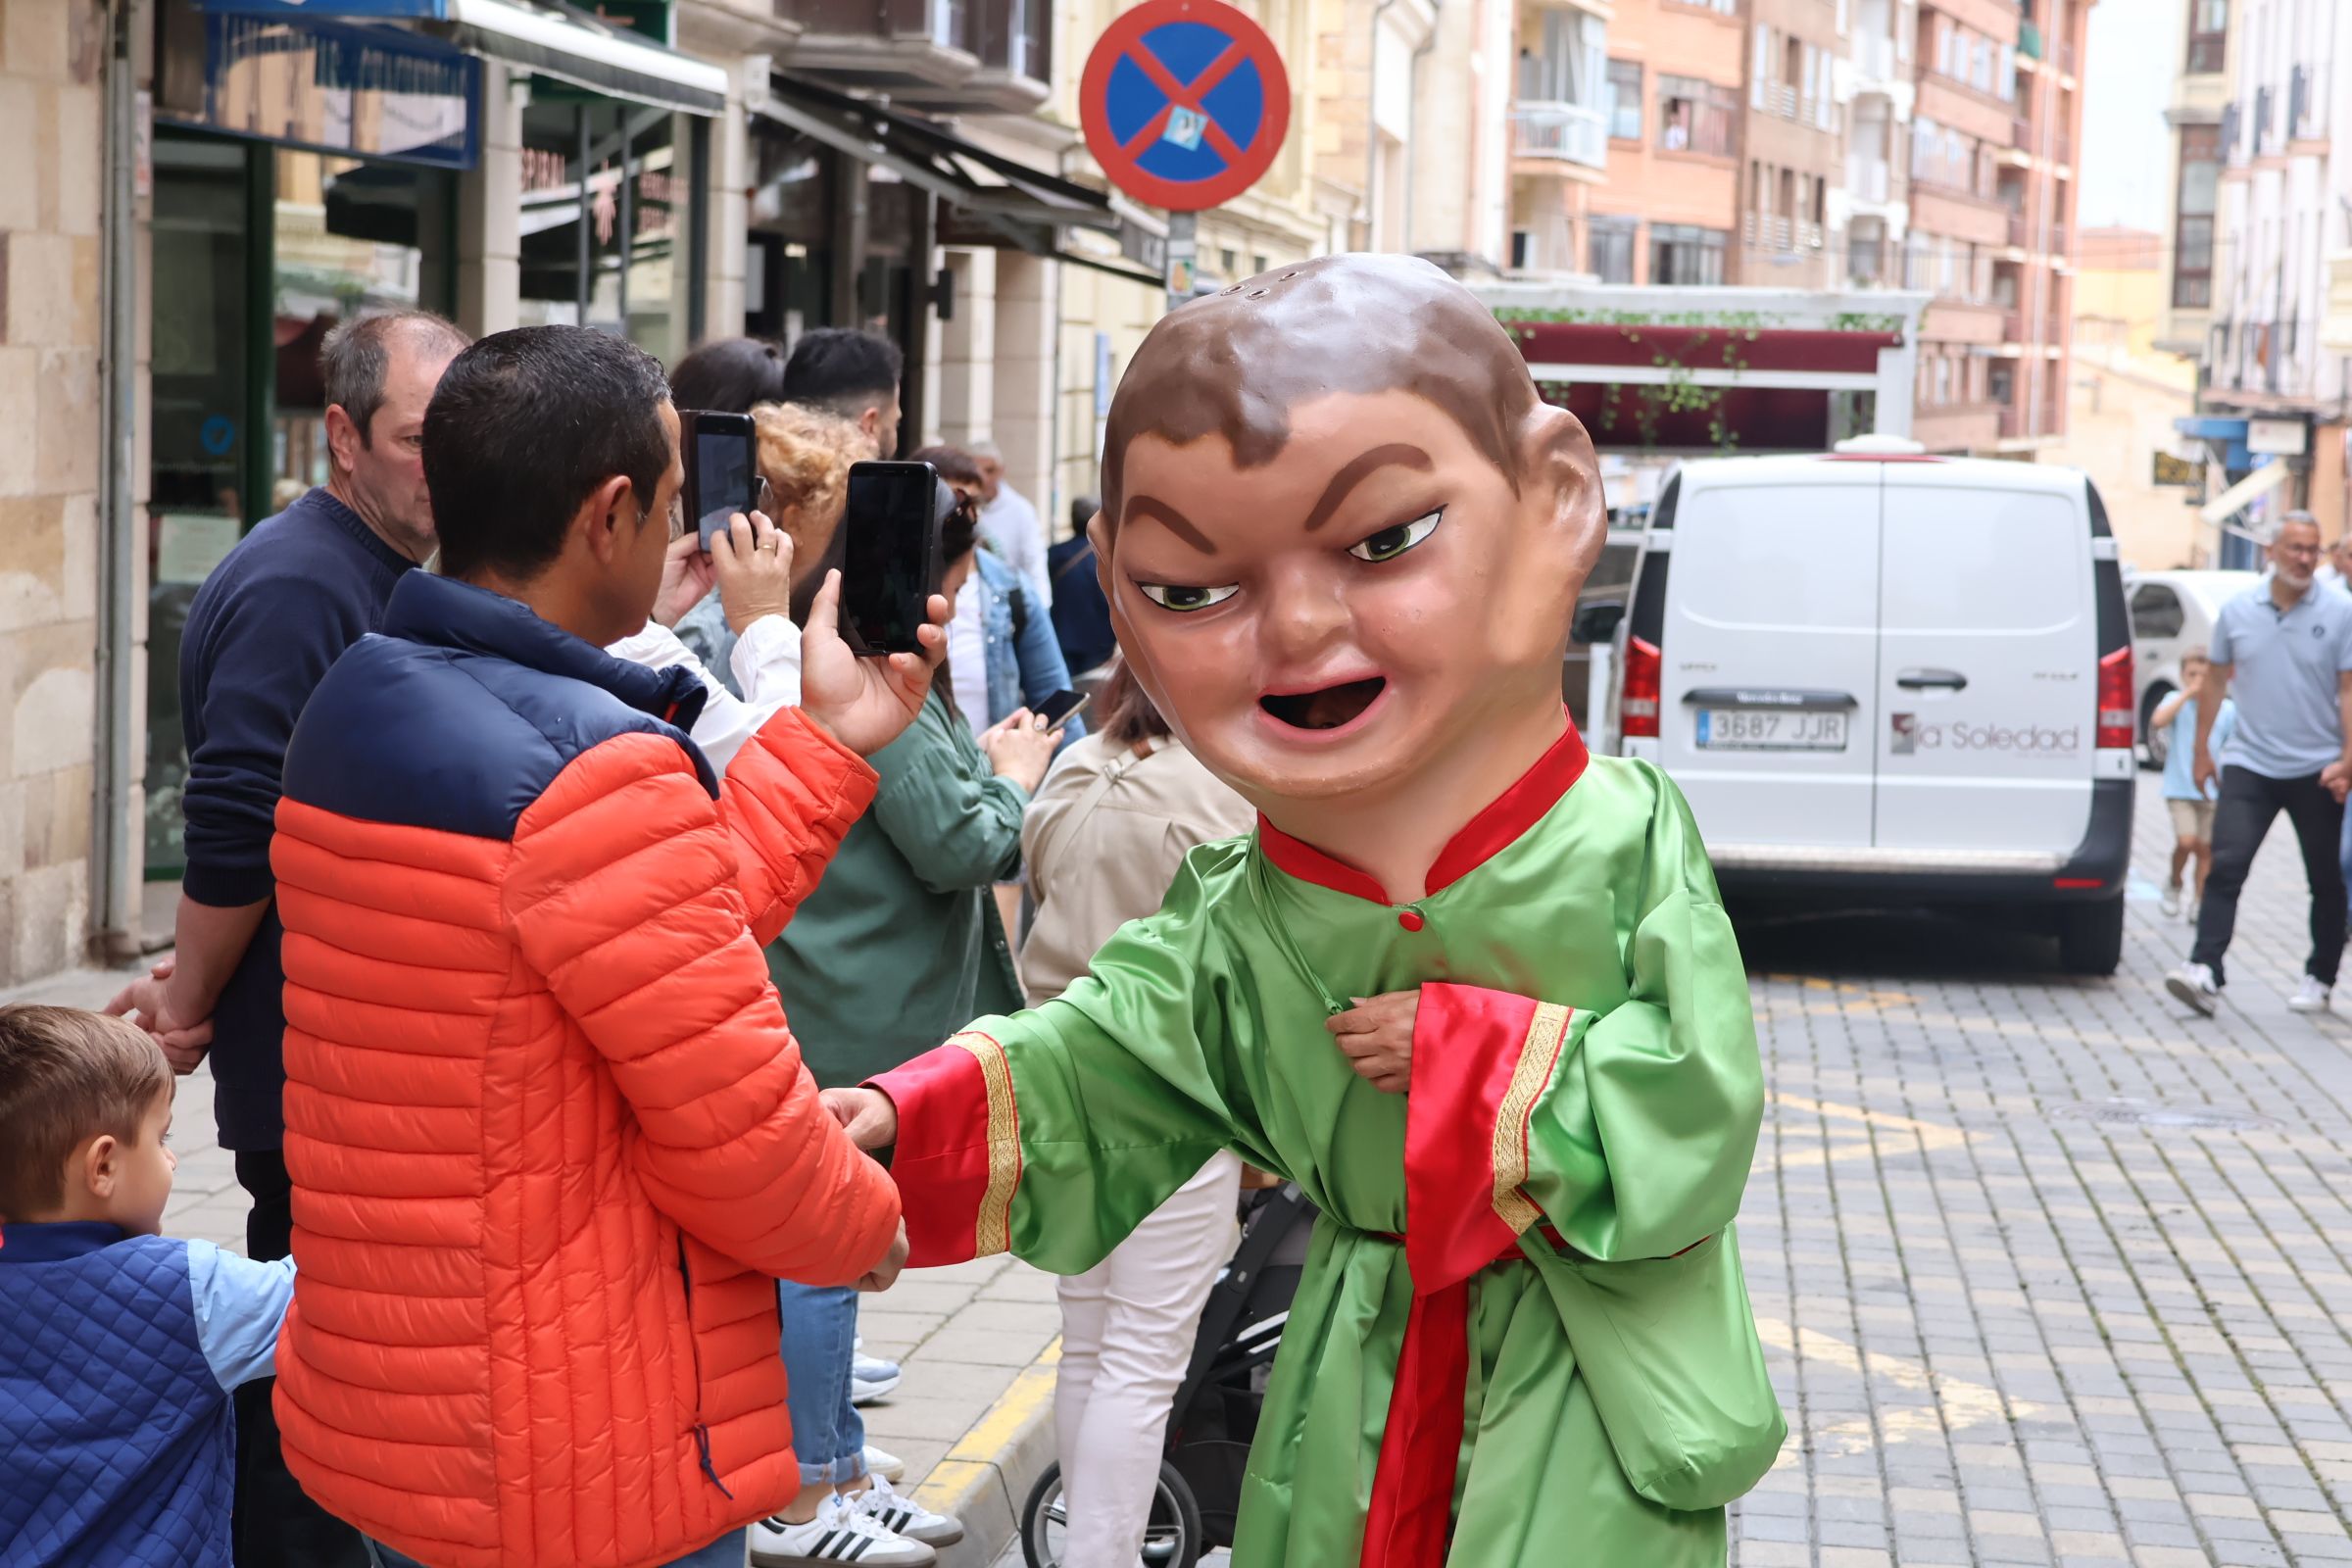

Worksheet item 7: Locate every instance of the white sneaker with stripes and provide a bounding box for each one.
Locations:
[749,1493,936,1565]
[852,1476,964,1547]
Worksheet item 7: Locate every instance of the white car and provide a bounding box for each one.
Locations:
[2126,569,2261,770]
[1592,445,2135,974]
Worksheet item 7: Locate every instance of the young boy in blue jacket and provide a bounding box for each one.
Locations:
[0,1005,296,1567]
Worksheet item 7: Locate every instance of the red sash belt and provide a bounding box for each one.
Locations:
[1354,1227,1553,1568]
[1355,1225,1702,1568]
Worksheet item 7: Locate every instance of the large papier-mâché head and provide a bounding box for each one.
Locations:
[1092,253,1606,811]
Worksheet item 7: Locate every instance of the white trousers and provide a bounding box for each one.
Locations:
[1053,1151,1243,1568]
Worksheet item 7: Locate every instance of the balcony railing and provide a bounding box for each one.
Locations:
[1797,220,1824,250]
[2049,222,2067,256]
[2011,115,2034,154]
[1998,405,2022,440]
[2006,210,2025,247]
[1768,82,1796,118]
[1510,101,1607,169]
[2002,310,2024,341]
[2054,127,2072,165]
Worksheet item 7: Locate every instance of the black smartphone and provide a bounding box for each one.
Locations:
[1034,688,1090,733]
[841,461,950,657]
[682,410,760,551]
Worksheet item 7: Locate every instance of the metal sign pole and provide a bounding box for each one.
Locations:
[1165,210,1198,314]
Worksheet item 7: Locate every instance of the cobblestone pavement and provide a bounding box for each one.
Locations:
[1726,772,2352,1568]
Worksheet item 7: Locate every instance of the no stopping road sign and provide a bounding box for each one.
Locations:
[1079,0,1291,213]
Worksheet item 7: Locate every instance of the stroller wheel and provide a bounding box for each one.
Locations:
[1019,1459,1204,1568]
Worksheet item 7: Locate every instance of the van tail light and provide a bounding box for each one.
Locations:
[1623,636,1662,739]
[2096,646,2134,750]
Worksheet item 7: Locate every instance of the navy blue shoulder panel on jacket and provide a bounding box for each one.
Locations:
[281,573,716,844]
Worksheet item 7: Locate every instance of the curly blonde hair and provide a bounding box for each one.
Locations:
[753,401,865,527]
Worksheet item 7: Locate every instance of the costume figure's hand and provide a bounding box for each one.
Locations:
[800,571,948,757]
[1326,990,1419,1095]
[2326,760,2351,805]
[855,1220,909,1293]
[710,512,793,633]
[651,531,718,627]
[821,1087,901,1150]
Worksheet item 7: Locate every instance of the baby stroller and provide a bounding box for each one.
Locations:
[1018,1181,1319,1568]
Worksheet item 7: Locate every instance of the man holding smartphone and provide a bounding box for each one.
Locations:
[262,326,949,1568]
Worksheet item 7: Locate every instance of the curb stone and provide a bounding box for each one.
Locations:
[911,1340,1059,1568]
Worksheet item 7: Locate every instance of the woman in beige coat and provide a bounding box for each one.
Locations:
[1018,660,1254,1566]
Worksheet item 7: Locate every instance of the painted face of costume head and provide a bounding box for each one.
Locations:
[1091,254,1606,810]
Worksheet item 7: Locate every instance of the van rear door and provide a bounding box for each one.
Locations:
[1872,471,2095,858]
[1655,463,1883,849]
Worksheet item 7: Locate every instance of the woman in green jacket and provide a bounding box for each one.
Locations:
[752,494,1060,1568]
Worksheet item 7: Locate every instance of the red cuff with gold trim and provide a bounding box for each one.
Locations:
[868,1032,1022,1267]
[1402,983,1574,1294]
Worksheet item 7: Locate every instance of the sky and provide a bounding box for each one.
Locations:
[2076,0,2174,231]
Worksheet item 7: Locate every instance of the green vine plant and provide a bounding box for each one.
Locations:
[1496,305,1908,453]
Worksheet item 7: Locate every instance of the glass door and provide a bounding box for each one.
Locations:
[145,131,257,875]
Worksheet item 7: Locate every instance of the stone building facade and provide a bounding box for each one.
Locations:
[0,0,105,985]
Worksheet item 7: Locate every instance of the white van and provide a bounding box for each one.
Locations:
[1589,447,2136,974]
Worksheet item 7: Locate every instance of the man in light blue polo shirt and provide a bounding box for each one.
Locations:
[2168,513,2352,1015]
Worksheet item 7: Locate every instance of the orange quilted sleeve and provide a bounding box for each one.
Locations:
[718,708,877,946]
[502,727,900,1285]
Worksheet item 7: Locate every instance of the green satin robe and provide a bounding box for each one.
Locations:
[878,752,1785,1566]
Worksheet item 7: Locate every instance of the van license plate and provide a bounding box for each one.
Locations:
[1695,710,1848,751]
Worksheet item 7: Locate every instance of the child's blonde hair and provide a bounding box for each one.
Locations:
[0,1006,171,1221]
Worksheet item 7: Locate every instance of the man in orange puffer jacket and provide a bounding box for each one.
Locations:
[268,327,946,1568]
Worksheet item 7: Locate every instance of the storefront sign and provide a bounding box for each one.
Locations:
[2151,450,2206,488]
[170,14,479,169]
[2248,416,2310,457]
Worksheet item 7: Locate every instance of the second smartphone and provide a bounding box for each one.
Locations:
[840,460,953,657]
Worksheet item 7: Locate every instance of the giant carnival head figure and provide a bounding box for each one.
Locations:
[1091,253,1607,820]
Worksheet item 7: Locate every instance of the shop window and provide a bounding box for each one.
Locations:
[143,128,458,878]
[519,99,686,363]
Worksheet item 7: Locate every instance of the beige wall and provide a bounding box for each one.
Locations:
[2051,257,2197,569]
[0,0,105,982]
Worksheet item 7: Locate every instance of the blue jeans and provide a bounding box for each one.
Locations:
[368,1532,744,1567]
[777,1281,866,1487]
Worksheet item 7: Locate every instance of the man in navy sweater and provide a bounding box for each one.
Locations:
[108,309,468,1568]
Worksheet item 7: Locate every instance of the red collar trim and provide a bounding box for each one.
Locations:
[1255,713,1591,906]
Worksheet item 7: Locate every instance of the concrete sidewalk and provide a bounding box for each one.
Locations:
[0,961,1068,1568]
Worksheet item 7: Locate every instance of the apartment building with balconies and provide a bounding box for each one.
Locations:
[1902,0,2086,455]
[1835,0,1917,291]
[2157,0,2230,359]
[2182,0,2352,561]
[1553,0,1742,283]
[1506,0,1614,274]
[1739,0,1847,286]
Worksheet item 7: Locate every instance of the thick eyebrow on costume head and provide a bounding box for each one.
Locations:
[1121,495,1217,554]
[1301,443,1435,533]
